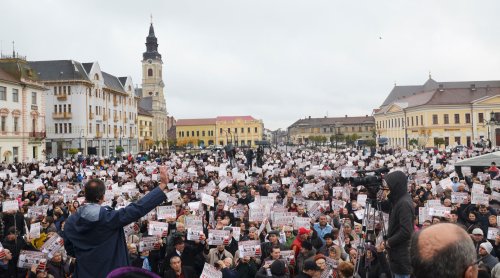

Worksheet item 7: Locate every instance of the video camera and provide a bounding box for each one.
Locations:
[351,167,389,199]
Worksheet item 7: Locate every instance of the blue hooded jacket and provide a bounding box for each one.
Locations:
[63,187,166,278]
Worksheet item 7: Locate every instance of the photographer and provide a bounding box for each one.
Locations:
[381,170,414,278]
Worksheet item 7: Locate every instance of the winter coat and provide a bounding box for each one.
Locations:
[63,187,166,278]
[382,171,414,275]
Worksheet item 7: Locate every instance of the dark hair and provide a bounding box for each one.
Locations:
[410,227,476,278]
[302,241,313,250]
[84,179,106,203]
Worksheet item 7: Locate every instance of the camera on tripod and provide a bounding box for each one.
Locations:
[350,167,389,199]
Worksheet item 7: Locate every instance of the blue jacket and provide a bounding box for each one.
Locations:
[64,187,166,278]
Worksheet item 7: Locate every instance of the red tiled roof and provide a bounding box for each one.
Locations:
[176,118,216,126]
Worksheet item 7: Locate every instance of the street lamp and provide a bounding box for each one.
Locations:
[79,129,84,151]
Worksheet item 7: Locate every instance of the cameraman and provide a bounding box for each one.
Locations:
[381,170,414,278]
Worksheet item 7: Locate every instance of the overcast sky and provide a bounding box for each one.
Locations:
[2,1,500,129]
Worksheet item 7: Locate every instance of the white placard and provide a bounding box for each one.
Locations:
[156,206,176,220]
[17,250,47,269]
[29,223,41,239]
[207,229,230,245]
[148,221,169,236]
[201,193,215,207]
[487,227,498,240]
[238,240,261,257]
[201,263,223,278]
[2,200,18,212]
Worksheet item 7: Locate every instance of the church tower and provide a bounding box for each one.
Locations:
[141,21,167,112]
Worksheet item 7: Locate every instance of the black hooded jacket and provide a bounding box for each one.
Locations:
[381,171,414,275]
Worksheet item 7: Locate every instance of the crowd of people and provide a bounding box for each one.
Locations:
[0,144,498,278]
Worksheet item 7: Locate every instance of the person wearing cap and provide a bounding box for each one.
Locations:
[318,233,335,256]
[261,230,287,261]
[295,260,321,278]
[291,227,311,258]
[282,226,295,249]
[471,228,487,254]
[479,241,498,269]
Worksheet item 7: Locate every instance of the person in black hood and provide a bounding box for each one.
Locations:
[381,170,414,278]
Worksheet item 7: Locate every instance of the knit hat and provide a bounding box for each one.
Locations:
[480,242,493,254]
[298,227,311,236]
[270,259,286,275]
[472,228,484,235]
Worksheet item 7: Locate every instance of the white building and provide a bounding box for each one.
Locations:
[29,60,139,158]
[0,54,47,162]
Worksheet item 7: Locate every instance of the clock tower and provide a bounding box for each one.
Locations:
[141,22,166,112]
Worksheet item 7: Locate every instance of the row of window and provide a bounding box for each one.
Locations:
[389,136,473,147]
[87,87,136,107]
[179,130,215,138]
[0,87,37,104]
[378,113,479,129]
[54,123,72,134]
[54,86,71,95]
[295,125,372,134]
[54,104,72,114]
[88,123,135,136]
[89,105,136,121]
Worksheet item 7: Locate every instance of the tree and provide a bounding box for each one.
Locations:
[168,138,177,148]
[434,137,445,147]
[68,148,79,156]
[366,139,376,147]
[409,138,419,147]
[115,145,124,155]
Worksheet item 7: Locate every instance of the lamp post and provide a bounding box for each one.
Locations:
[79,129,84,151]
[486,111,497,148]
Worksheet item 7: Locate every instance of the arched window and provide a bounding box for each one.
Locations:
[148,69,153,77]
[94,73,99,80]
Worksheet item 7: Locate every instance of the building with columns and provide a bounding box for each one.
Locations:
[29,60,139,158]
[0,54,47,162]
[135,22,174,151]
[374,77,500,148]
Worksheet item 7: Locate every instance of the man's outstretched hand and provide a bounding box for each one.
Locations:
[159,166,169,190]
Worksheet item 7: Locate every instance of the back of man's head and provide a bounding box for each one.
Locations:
[410,223,477,278]
[84,179,106,203]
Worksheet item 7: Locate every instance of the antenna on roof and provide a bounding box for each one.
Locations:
[12,41,15,57]
[429,70,432,79]
[150,14,153,24]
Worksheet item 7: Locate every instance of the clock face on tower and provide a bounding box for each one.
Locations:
[147,59,152,64]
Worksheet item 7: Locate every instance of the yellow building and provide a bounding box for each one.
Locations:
[215,116,264,147]
[374,77,500,148]
[288,115,375,145]
[175,116,264,147]
[138,107,154,151]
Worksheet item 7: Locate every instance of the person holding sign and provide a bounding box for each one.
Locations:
[63,166,170,278]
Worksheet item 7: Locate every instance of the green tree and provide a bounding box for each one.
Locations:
[115,145,124,155]
[68,148,79,156]
[409,138,419,147]
[366,139,376,147]
[168,138,177,148]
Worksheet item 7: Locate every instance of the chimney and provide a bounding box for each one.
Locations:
[345,115,347,118]
[470,84,476,91]
[308,116,311,119]
[438,84,444,92]
[365,115,368,117]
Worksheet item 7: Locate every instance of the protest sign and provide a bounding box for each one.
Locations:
[17,250,47,269]
[187,227,204,241]
[138,237,158,252]
[293,217,311,230]
[41,235,64,258]
[238,240,261,257]
[30,222,41,239]
[148,221,169,236]
[156,206,176,220]
[201,263,222,278]
[471,193,490,206]
[2,200,18,212]
[207,229,230,245]
[487,227,498,240]
[201,193,215,207]
[451,192,468,204]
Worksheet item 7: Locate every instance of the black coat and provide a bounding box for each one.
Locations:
[382,171,414,275]
[164,266,197,278]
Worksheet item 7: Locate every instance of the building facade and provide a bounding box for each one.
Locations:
[135,22,174,150]
[0,55,47,162]
[288,115,375,145]
[29,60,139,158]
[176,116,264,147]
[138,107,154,151]
[374,77,500,148]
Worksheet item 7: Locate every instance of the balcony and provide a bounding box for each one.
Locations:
[89,113,95,120]
[31,105,38,111]
[56,94,67,101]
[96,131,102,138]
[29,132,46,139]
[52,112,72,119]
[103,114,108,121]
[113,115,119,122]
